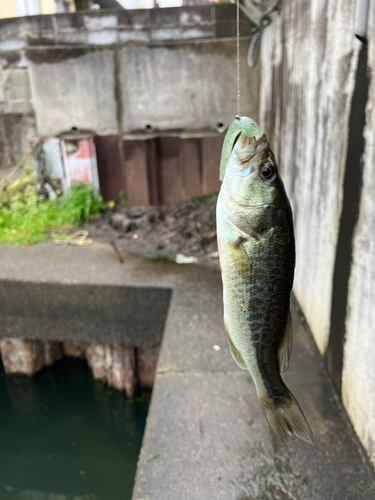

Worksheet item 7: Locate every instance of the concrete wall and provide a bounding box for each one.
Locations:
[0,5,258,172]
[259,0,360,355]
[342,1,375,467]
[0,20,36,172]
[259,0,375,466]
[0,6,257,135]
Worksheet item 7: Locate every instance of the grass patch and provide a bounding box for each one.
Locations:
[0,166,104,246]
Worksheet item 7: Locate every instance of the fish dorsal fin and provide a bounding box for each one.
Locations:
[278,310,292,371]
[225,325,247,370]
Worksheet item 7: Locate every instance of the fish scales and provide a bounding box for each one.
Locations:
[217,129,311,443]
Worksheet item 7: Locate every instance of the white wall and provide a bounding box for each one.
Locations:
[259,0,375,467]
[342,0,375,466]
[259,0,360,354]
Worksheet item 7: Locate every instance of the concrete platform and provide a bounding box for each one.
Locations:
[0,242,374,499]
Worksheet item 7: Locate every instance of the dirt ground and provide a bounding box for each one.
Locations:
[83,194,219,268]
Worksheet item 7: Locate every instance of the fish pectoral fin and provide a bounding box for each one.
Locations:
[225,326,247,370]
[228,233,258,248]
[228,236,247,248]
[278,310,292,371]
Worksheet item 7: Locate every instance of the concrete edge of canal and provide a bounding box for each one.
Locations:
[0,242,374,499]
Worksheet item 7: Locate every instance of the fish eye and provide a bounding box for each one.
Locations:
[259,163,275,180]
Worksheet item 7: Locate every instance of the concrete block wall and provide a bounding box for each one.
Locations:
[0,5,252,49]
[259,0,375,467]
[0,6,258,174]
[0,68,32,114]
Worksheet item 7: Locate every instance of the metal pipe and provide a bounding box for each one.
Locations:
[355,0,369,41]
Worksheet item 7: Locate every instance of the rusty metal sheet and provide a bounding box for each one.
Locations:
[201,136,223,195]
[94,135,125,202]
[180,138,202,201]
[123,140,151,206]
[147,139,160,206]
[96,135,222,206]
[157,137,182,205]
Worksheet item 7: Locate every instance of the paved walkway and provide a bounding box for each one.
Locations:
[0,242,374,499]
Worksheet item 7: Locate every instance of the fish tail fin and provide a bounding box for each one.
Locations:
[259,389,312,444]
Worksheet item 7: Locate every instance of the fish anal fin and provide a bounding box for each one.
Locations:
[225,326,247,370]
[278,310,292,371]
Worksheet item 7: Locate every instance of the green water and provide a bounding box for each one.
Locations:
[0,358,150,500]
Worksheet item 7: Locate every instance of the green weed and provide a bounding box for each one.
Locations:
[0,166,104,246]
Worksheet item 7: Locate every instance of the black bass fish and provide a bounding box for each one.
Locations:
[217,123,311,443]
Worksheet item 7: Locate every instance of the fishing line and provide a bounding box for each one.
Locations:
[236,0,240,119]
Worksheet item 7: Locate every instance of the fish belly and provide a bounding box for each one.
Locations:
[217,198,265,388]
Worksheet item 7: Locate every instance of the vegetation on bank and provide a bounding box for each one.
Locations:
[0,165,105,246]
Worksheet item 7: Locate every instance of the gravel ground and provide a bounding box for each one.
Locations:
[82,194,220,268]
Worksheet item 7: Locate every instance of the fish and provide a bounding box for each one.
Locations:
[216,125,311,443]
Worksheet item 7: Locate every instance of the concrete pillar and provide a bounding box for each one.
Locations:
[44,341,64,366]
[0,338,45,376]
[86,343,137,398]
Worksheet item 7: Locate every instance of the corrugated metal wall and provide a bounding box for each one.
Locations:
[94,135,223,205]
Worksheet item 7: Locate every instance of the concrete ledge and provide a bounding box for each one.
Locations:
[0,242,373,497]
[0,280,171,347]
[0,6,253,52]
[134,294,375,498]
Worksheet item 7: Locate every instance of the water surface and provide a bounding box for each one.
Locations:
[0,357,149,500]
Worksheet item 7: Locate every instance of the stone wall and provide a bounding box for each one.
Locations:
[259,0,375,466]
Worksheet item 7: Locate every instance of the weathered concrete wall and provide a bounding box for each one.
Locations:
[28,48,118,136]
[121,39,256,133]
[0,6,257,176]
[0,67,32,113]
[260,0,375,467]
[0,6,258,138]
[342,1,375,467]
[0,114,35,174]
[259,0,360,354]
[0,37,36,172]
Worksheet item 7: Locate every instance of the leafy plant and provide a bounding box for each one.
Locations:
[0,166,104,246]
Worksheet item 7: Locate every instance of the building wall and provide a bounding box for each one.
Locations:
[40,0,75,14]
[259,0,375,466]
[342,0,375,467]
[0,1,17,19]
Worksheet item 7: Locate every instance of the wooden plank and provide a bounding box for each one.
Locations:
[180,138,202,201]
[201,136,223,195]
[157,137,182,205]
[123,140,151,206]
[94,135,126,202]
